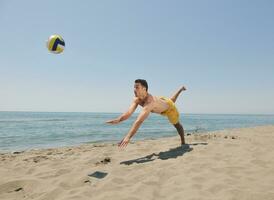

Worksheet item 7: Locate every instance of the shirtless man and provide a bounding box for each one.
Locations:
[106,79,186,148]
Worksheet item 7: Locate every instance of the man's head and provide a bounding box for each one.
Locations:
[134,79,148,98]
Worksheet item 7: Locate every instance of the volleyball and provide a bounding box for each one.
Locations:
[46,34,65,54]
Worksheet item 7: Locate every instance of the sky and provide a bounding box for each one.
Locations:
[0,0,273,114]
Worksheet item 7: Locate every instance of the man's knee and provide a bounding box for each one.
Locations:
[170,97,175,103]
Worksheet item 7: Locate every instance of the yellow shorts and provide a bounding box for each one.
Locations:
[160,97,180,125]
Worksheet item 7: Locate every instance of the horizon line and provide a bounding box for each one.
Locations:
[0,110,274,116]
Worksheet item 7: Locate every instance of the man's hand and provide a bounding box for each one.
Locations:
[118,135,131,148]
[106,118,120,124]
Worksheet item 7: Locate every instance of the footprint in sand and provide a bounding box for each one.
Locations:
[0,180,39,195]
[95,157,111,166]
[23,155,49,163]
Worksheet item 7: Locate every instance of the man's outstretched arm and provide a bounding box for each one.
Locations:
[106,98,139,124]
[119,105,152,148]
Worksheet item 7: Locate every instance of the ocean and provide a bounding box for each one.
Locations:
[0,111,274,152]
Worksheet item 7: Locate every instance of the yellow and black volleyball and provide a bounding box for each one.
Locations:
[47,34,65,54]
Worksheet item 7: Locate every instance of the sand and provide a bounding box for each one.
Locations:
[1,125,274,200]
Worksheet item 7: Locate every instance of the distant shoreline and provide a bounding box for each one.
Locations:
[1,124,274,154]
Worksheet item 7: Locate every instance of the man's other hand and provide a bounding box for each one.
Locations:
[106,118,120,124]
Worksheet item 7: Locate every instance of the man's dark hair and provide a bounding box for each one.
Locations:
[135,79,148,91]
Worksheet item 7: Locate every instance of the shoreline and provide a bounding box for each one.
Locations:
[1,124,274,154]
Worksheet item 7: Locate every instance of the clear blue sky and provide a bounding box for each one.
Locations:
[0,0,273,114]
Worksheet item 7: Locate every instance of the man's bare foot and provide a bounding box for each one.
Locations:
[180,86,186,92]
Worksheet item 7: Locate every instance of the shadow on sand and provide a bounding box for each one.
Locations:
[120,143,207,165]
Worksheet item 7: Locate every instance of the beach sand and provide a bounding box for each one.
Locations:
[1,125,274,200]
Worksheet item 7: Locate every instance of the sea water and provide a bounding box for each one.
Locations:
[0,111,274,152]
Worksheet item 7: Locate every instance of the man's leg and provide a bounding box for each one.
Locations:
[174,122,185,145]
[170,86,186,103]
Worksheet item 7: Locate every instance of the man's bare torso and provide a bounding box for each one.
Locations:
[136,94,169,114]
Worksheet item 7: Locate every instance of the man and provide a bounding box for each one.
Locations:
[106,79,186,148]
